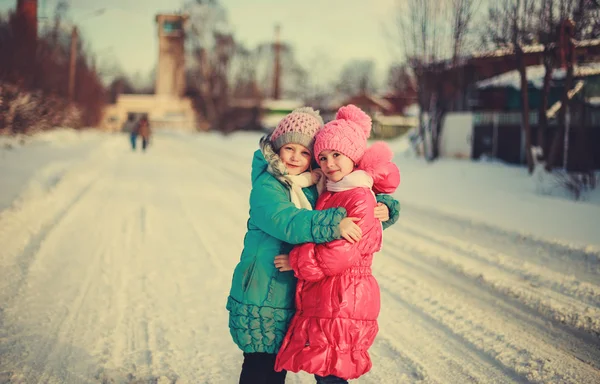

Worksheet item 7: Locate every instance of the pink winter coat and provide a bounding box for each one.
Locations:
[275,148,400,380]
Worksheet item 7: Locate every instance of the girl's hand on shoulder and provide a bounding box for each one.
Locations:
[274,254,292,272]
[374,202,390,222]
[311,168,324,184]
[312,169,326,195]
[339,217,362,243]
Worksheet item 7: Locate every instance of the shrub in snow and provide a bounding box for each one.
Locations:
[0,82,83,134]
[553,172,597,201]
[530,145,596,200]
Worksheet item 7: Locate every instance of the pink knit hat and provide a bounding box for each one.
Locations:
[270,107,324,153]
[313,104,372,163]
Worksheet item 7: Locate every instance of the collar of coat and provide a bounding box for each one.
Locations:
[259,134,293,188]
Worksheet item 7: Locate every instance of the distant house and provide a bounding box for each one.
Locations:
[419,39,600,112]
[419,37,600,170]
[259,99,303,131]
[475,63,600,111]
[336,92,418,139]
[372,113,418,139]
[381,87,418,115]
[469,63,600,169]
[341,93,395,116]
[222,98,303,133]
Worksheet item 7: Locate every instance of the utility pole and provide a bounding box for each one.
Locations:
[16,0,38,77]
[17,0,38,39]
[68,25,78,101]
[272,24,281,100]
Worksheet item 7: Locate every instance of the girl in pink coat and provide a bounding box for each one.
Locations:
[274,105,400,382]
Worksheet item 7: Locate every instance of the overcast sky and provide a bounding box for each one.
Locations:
[1,0,403,88]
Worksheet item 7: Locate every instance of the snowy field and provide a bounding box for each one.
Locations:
[0,129,599,383]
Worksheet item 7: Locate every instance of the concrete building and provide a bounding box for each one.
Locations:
[102,13,196,132]
[155,14,187,98]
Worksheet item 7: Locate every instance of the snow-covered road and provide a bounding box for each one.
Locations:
[1,131,599,383]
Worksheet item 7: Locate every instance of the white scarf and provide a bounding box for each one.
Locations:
[326,170,375,198]
[285,172,314,210]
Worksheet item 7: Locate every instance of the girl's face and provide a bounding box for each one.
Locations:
[318,150,355,182]
[278,143,312,175]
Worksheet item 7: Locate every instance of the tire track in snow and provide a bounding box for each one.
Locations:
[0,161,119,382]
[381,240,600,369]
[1,177,116,383]
[375,254,527,383]
[113,182,161,383]
[400,220,600,308]
[94,206,156,384]
[403,204,600,280]
[102,136,243,383]
[164,136,248,275]
[0,136,123,306]
[34,239,112,384]
[386,228,600,338]
[374,243,600,383]
[0,179,97,307]
[366,335,429,383]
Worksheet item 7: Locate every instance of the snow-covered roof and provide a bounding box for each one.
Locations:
[472,44,544,59]
[260,113,288,129]
[369,95,394,111]
[575,38,600,48]
[586,96,600,106]
[374,114,418,127]
[403,103,420,117]
[261,99,303,111]
[425,39,600,71]
[546,81,585,119]
[476,63,600,90]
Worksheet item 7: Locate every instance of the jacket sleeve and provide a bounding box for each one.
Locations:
[289,189,374,282]
[250,182,346,244]
[375,194,401,230]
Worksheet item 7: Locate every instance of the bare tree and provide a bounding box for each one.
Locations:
[387,64,416,94]
[335,60,377,97]
[544,0,600,171]
[395,0,480,160]
[290,49,335,110]
[450,0,482,63]
[184,0,235,126]
[252,39,307,100]
[484,0,538,172]
[229,44,261,100]
[395,0,448,160]
[0,0,106,132]
[537,0,558,159]
[448,0,481,114]
[107,76,135,103]
[515,0,537,173]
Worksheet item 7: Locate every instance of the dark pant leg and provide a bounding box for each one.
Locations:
[314,374,349,384]
[142,138,148,151]
[240,352,286,384]
[266,353,287,384]
[130,134,137,150]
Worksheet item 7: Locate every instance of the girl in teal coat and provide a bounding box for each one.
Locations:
[226,107,400,384]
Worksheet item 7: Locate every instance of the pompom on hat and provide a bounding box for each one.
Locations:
[313,104,372,163]
[270,107,324,153]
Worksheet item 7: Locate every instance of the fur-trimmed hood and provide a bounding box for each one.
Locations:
[255,134,294,188]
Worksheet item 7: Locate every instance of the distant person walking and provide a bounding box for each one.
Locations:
[130,116,151,152]
[128,115,138,151]
[137,116,151,152]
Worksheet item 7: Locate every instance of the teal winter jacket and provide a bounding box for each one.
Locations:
[226,138,400,354]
